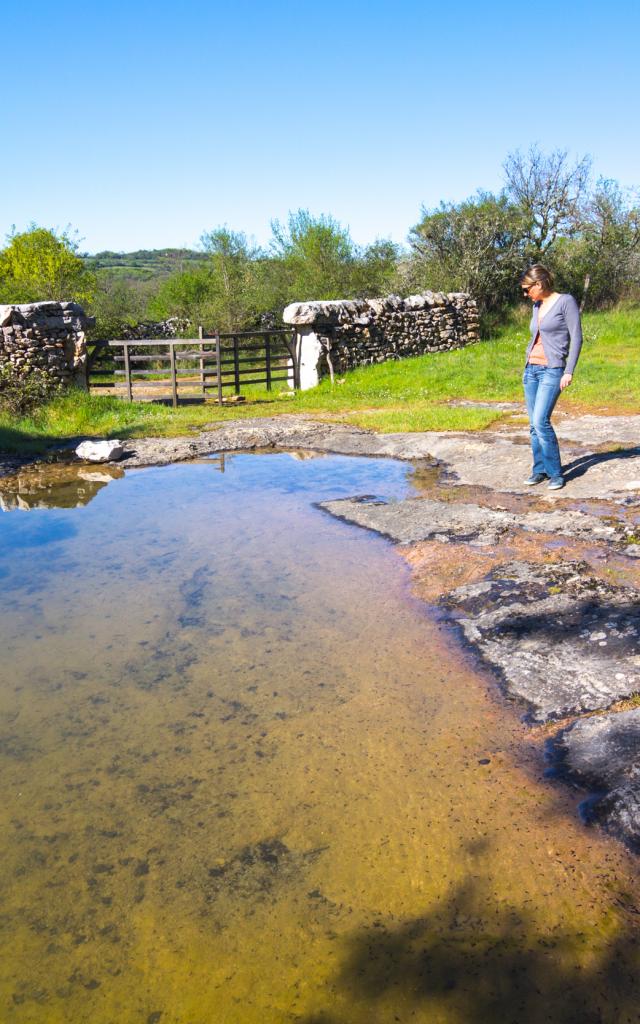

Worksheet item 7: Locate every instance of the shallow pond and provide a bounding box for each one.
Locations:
[1,452,640,1024]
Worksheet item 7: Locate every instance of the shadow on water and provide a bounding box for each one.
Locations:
[300,849,640,1024]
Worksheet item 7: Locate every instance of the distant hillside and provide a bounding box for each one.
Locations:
[83,248,206,280]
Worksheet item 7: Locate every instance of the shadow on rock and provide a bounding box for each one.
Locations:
[563,446,640,484]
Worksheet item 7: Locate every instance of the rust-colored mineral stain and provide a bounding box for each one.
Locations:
[1,454,639,1024]
[403,528,640,602]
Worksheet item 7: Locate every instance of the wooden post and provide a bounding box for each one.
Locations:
[233,334,240,395]
[265,334,272,391]
[292,330,301,390]
[169,342,178,408]
[198,325,205,396]
[215,331,223,405]
[123,343,132,401]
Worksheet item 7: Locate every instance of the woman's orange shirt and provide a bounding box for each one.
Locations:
[527,331,548,365]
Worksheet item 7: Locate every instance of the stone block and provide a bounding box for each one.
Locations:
[76,439,125,463]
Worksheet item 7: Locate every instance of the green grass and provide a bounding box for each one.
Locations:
[293,304,640,415]
[0,391,286,454]
[2,305,638,455]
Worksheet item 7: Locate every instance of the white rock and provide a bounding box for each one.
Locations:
[75,439,124,463]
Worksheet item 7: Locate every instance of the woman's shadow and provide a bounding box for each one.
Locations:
[562,444,640,483]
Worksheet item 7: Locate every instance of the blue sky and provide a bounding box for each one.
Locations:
[2,0,638,253]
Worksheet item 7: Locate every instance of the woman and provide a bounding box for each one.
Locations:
[520,264,583,490]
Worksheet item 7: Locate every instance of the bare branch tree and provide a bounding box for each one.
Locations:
[503,145,592,257]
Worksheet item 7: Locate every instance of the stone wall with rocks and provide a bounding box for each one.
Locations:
[116,317,191,340]
[0,301,95,390]
[283,292,480,389]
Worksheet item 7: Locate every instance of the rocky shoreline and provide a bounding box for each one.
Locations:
[2,411,640,850]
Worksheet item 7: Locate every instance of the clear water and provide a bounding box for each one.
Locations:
[1,453,639,1024]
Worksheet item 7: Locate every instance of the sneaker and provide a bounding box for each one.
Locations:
[548,478,565,490]
[525,473,547,485]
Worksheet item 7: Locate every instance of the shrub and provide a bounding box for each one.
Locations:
[0,225,95,305]
[0,362,62,417]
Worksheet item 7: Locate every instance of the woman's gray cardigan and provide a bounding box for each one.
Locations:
[526,294,583,373]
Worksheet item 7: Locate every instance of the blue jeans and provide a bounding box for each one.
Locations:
[523,365,563,481]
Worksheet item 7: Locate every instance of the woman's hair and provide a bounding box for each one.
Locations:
[520,264,554,292]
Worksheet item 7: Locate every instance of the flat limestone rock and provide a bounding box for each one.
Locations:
[554,709,640,850]
[319,495,628,547]
[552,414,640,446]
[120,417,441,467]
[442,561,640,723]
[399,432,640,499]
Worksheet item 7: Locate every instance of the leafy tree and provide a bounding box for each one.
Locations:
[199,228,262,330]
[146,266,213,325]
[553,179,640,308]
[148,229,262,332]
[0,225,95,305]
[351,239,401,297]
[269,210,399,303]
[89,270,160,340]
[407,192,527,314]
[146,216,400,331]
[270,210,357,301]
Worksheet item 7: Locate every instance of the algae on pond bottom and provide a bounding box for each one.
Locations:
[1,453,639,1024]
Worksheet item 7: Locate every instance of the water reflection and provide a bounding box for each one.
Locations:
[0,463,123,511]
[0,455,230,511]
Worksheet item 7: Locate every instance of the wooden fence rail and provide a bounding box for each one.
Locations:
[88,328,299,407]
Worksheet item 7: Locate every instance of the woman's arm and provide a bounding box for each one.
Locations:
[564,295,583,375]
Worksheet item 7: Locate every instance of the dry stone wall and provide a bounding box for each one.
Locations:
[283,292,480,389]
[0,301,95,390]
[117,317,190,340]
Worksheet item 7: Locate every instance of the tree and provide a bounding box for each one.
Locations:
[503,145,592,260]
[0,225,95,305]
[407,192,527,314]
[553,179,640,308]
[351,239,400,297]
[89,270,160,339]
[199,228,262,330]
[270,210,357,301]
[148,228,262,332]
[146,266,213,325]
[269,210,399,303]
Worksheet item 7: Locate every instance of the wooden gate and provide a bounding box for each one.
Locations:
[89,328,300,407]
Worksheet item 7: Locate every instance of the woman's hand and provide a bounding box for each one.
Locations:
[560,373,573,391]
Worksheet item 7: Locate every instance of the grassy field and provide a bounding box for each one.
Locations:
[1,305,638,455]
